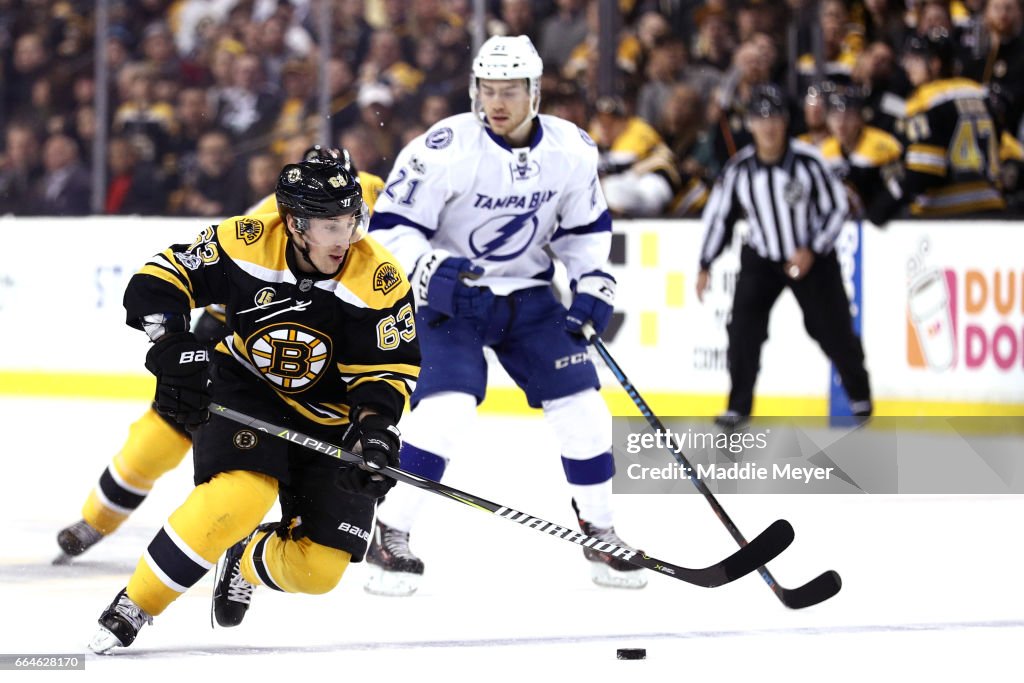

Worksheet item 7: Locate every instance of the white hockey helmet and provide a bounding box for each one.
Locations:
[470,35,544,125]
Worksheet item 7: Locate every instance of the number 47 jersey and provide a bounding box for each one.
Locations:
[123,213,421,427]
[368,113,613,295]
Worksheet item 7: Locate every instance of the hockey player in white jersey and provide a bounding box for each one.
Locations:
[365,35,646,594]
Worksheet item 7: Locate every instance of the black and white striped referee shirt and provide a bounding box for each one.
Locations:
[698,140,849,270]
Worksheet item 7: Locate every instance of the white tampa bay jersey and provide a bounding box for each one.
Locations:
[368,113,612,295]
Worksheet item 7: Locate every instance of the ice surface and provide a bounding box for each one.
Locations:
[1,397,1021,681]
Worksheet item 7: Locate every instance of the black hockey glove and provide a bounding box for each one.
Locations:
[144,332,211,431]
[336,414,401,499]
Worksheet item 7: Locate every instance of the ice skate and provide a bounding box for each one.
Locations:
[53,519,104,565]
[211,528,259,627]
[364,521,424,597]
[89,588,152,654]
[714,410,750,430]
[573,500,648,589]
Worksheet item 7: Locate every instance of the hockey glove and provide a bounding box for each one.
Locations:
[413,249,494,320]
[336,414,401,499]
[144,332,211,431]
[566,271,616,335]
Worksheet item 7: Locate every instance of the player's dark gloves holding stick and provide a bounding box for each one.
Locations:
[337,412,401,499]
[566,270,616,335]
[144,332,211,430]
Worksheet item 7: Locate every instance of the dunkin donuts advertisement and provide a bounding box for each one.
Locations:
[862,222,1024,407]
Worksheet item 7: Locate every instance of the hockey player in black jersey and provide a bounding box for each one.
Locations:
[89,158,419,653]
[55,147,383,564]
[899,30,1006,216]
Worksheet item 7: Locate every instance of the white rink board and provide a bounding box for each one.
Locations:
[0,216,1021,407]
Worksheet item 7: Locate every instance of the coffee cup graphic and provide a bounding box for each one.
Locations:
[908,268,955,371]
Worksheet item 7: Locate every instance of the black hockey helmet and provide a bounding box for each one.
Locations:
[276,160,362,226]
[747,83,788,119]
[302,144,359,175]
[904,29,954,75]
[826,85,866,114]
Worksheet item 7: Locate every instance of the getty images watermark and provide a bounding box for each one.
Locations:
[624,426,835,485]
[611,416,1024,495]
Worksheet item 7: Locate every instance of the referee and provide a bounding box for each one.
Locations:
[696,83,872,427]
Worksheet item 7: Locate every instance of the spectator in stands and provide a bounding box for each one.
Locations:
[539,0,588,73]
[244,150,280,210]
[141,21,185,84]
[658,84,711,217]
[174,128,247,217]
[411,37,459,102]
[589,95,681,216]
[339,126,381,180]
[322,57,361,144]
[7,32,50,121]
[0,122,42,215]
[32,134,90,216]
[112,63,177,168]
[796,0,862,92]
[851,40,907,135]
[204,40,240,109]
[168,87,213,176]
[959,0,1024,135]
[706,39,774,173]
[356,83,401,177]
[636,36,688,126]
[544,79,589,129]
[332,0,374,67]
[361,30,423,97]
[861,0,908,48]
[72,106,97,166]
[214,52,281,143]
[104,136,167,215]
[270,59,315,155]
[419,94,451,129]
[491,0,540,46]
[914,0,954,38]
[691,4,735,74]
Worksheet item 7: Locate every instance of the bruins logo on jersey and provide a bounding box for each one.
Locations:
[233,430,258,449]
[235,218,264,245]
[246,323,332,393]
[373,262,402,295]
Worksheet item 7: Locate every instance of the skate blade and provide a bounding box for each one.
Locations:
[363,566,421,597]
[88,627,122,655]
[590,563,648,589]
[52,552,75,566]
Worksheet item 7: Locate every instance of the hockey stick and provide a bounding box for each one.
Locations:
[582,324,842,608]
[209,402,794,589]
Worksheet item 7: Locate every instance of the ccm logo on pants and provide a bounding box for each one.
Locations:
[554,352,589,369]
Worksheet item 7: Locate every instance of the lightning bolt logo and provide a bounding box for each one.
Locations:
[469,211,539,262]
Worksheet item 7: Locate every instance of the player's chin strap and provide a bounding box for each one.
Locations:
[578,322,842,610]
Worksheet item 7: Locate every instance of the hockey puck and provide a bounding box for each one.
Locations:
[616,648,646,660]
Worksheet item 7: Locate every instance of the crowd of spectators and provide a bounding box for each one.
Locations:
[1,0,1023,218]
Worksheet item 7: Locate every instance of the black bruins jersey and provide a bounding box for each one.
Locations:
[902,78,1006,216]
[124,212,420,427]
[821,126,903,225]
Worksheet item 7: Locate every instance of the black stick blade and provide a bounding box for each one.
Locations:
[721,519,795,583]
[776,570,842,609]
[668,519,794,588]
